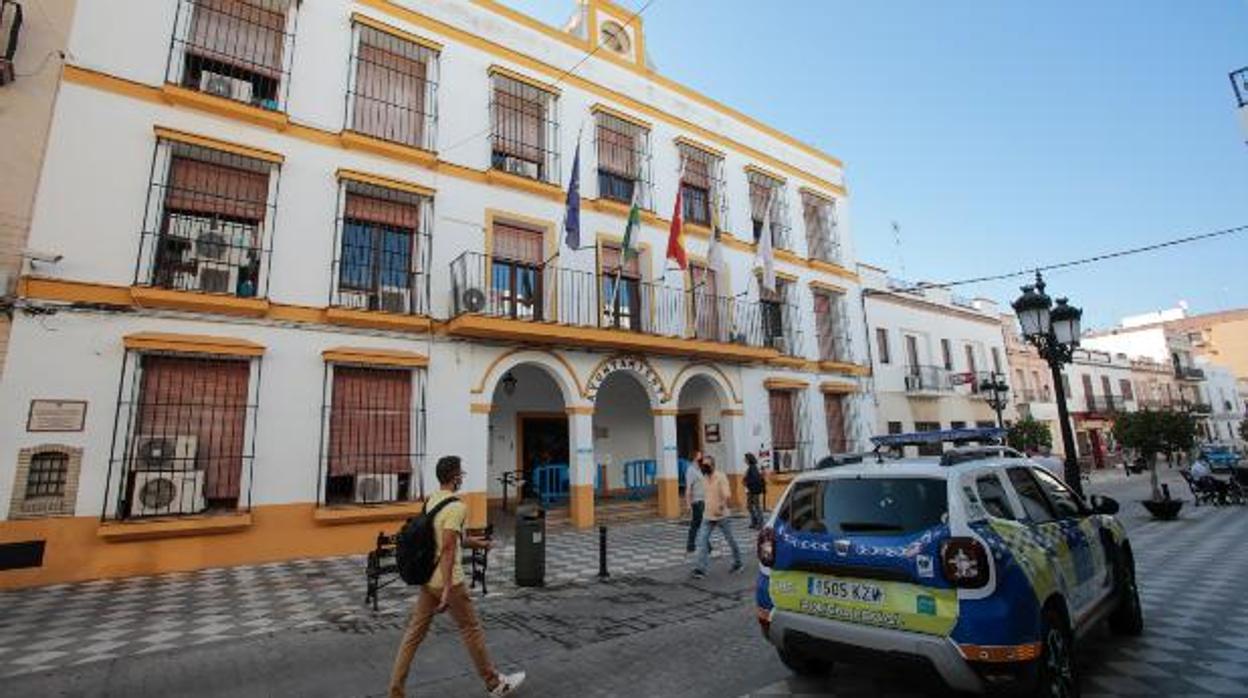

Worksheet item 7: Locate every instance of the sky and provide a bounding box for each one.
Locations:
[499,0,1248,329]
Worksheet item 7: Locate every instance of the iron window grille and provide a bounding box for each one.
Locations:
[824,393,850,455]
[813,289,851,363]
[136,138,278,298]
[769,388,812,471]
[346,23,439,152]
[800,191,841,264]
[676,142,728,229]
[105,352,261,520]
[599,243,643,331]
[166,0,297,112]
[760,279,804,357]
[330,180,431,316]
[318,364,427,506]
[594,112,653,210]
[26,452,68,499]
[490,73,560,184]
[748,170,791,250]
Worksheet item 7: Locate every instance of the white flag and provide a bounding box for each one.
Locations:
[756,194,776,293]
[706,195,725,275]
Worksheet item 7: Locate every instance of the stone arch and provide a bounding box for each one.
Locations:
[584,354,667,409]
[670,362,739,407]
[474,348,583,407]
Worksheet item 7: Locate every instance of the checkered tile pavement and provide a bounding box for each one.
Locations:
[0,514,742,677]
[740,495,1248,697]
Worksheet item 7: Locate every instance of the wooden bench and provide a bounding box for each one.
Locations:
[365,525,493,611]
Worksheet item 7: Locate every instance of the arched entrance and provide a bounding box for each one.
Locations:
[487,362,569,513]
[674,367,741,505]
[592,371,657,504]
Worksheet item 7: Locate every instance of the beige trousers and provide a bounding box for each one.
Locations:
[388,583,498,697]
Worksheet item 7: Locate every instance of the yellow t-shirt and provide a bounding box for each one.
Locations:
[424,489,467,590]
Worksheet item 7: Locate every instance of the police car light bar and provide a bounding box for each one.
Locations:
[869,427,1007,450]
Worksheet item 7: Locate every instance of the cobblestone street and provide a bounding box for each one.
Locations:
[5,468,1248,697]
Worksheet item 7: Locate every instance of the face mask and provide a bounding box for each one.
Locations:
[699,464,712,475]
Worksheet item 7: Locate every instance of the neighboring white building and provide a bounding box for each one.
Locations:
[1200,359,1245,446]
[860,264,1012,453]
[1059,348,1138,467]
[0,1,875,588]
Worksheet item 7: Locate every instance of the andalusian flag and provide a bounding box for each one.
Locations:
[666,185,687,270]
[622,188,641,262]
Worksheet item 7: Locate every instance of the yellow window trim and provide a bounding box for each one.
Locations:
[160,84,292,132]
[313,502,429,525]
[820,381,857,394]
[488,64,561,95]
[336,168,435,197]
[753,267,800,283]
[469,403,497,414]
[130,287,271,318]
[764,377,810,391]
[322,347,429,368]
[351,12,444,52]
[324,307,434,332]
[745,163,787,185]
[674,135,725,160]
[809,258,860,282]
[721,408,745,417]
[810,279,848,295]
[153,126,284,164]
[483,169,564,201]
[340,130,439,168]
[98,513,253,542]
[590,103,652,130]
[565,405,596,415]
[799,186,838,204]
[123,332,265,357]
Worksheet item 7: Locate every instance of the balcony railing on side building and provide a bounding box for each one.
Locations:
[904,365,952,393]
[447,252,801,355]
[1175,366,1206,381]
[1085,394,1121,414]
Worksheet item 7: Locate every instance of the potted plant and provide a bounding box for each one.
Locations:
[1112,409,1192,520]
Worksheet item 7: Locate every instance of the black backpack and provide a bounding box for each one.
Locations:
[395,496,459,585]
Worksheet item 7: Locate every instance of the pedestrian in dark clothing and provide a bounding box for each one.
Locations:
[743,453,766,529]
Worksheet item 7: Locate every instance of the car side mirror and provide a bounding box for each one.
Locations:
[1089,494,1119,516]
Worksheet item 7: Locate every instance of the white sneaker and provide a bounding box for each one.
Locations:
[489,671,526,696]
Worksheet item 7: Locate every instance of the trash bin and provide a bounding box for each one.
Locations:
[514,504,546,587]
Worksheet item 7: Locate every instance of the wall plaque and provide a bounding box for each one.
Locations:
[27,400,87,432]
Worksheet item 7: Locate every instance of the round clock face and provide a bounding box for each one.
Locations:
[600,20,631,55]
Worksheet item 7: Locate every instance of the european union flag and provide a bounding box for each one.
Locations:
[564,140,581,250]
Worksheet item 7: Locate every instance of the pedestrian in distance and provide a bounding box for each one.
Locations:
[743,452,766,529]
[684,450,708,554]
[691,454,743,579]
[389,456,525,698]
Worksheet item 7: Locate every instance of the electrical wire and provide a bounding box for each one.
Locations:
[909,223,1248,291]
[440,0,658,155]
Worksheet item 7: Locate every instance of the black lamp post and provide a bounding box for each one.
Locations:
[979,372,1010,429]
[1012,271,1085,496]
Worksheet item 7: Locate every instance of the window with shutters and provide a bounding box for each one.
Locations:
[941,339,953,371]
[1120,379,1134,402]
[600,243,643,331]
[760,278,795,353]
[768,389,810,471]
[108,353,259,519]
[169,0,296,111]
[139,138,277,298]
[813,289,848,362]
[677,142,726,228]
[876,328,891,365]
[800,190,840,263]
[490,221,545,320]
[748,169,791,250]
[490,72,559,183]
[347,23,439,151]
[332,179,430,315]
[824,394,849,454]
[689,262,721,341]
[595,111,652,209]
[321,365,425,505]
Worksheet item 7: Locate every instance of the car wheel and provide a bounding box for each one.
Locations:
[1033,608,1079,698]
[1109,551,1144,636]
[777,647,830,676]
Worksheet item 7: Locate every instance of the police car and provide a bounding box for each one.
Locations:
[754,428,1142,697]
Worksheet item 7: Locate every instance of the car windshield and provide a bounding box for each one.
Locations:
[782,477,948,536]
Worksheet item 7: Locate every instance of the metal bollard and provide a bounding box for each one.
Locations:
[598,525,610,579]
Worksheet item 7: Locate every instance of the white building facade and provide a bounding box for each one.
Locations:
[860,265,1012,452]
[0,0,874,588]
[1200,360,1245,446]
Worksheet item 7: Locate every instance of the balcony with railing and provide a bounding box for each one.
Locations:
[904,365,952,395]
[1175,366,1206,381]
[445,252,793,362]
[1135,398,1174,411]
[1084,394,1121,414]
[1186,402,1213,416]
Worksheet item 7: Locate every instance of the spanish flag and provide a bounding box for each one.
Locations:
[666,186,687,270]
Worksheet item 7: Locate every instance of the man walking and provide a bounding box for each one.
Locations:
[743,452,766,529]
[684,451,707,554]
[691,455,743,579]
[389,456,525,697]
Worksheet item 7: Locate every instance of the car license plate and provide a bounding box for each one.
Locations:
[807,577,885,605]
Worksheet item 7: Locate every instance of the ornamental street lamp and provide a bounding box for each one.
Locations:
[1012,271,1085,496]
[979,372,1010,429]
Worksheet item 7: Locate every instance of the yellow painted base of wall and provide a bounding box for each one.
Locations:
[0,493,490,590]
[569,485,595,528]
[657,477,680,519]
[728,473,746,509]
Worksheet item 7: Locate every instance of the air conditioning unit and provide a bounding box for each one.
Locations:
[355,473,399,504]
[199,70,254,103]
[131,469,206,517]
[336,289,371,310]
[196,262,239,294]
[501,155,539,179]
[378,287,410,314]
[132,435,199,472]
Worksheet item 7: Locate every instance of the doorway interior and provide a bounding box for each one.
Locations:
[517,414,569,500]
